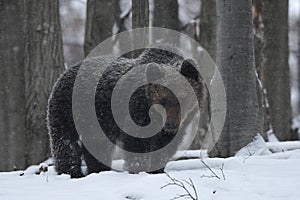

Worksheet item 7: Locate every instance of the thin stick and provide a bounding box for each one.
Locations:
[161,173,198,200]
[201,160,220,179]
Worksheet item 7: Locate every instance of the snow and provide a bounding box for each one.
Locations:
[267,141,300,153]
[235,134,272,156]
[178,0,200,26]
[1,146,300,200]
[289,0,300,117]
[59,0,86,45]
[172,149,208,160]
[120,0,132,19]
[267,130,280,142]
[1,1,300,199]
[289,0,300,18]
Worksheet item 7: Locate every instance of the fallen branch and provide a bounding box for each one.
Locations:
[200,160,225,180]
[161,173,198,200]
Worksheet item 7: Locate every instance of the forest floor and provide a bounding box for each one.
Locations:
[1,141,300,200]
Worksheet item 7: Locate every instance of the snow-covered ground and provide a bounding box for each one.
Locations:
[1,142,300,200]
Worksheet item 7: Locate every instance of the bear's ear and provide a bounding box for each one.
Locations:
[180,59,199,81]
[146,62,165,82]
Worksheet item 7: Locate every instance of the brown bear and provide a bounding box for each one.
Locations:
[47,46,210,178]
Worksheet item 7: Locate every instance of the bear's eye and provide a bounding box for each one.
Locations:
[160,98,167,105]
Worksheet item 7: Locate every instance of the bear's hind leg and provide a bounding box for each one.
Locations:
[53,138,84,178]
[82,146,112,174]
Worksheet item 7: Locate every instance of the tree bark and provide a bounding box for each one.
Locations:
[209,0,263,157]
[199,0,217,61]
[262,0,291,141]
[84,0,116,56]
[132,0,149,57]
[153,0,180,30]
[152,0,180,52]
[115,0,130,34]
[298,15,300,117]
[0,0,26,171]
[193,0,217,150]
[132,0,149,29]
[24,0,64,165]
[252,0,268,140]
[253,0,263,76]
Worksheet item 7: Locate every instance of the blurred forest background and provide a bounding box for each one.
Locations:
[0,0,300,171]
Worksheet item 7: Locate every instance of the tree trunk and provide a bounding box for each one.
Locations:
[152,0,180,43]
[59,0,86,66]
[253,0,263,76]
[132,0,149,29]
[153,0,180,30]
[84,0,116,56]
[24,0,64,165]
[132,0,149,57]
[0,0,26,171]
[209,0,263,157]
[192,0,217,150]
[262,0,291,141]
[199,0,217,61]
[115,0,126,34]
[252,0,268,140]
[298,16,300,117]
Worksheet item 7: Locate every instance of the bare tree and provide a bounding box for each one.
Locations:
[84,0,116,56]
[253,0,263,76]
[132,0,149,57]
[152,0,180,46]
[190,0,217,150]
[199,0,216,61]
[0,0,26,171]
[0,0,64,170]
[115,0,129,34]
[252,0,268,140]
[262,0,291,141]
[59,0,86,65]
[153,0,180,31]
[23,0,64,165]
[298,15,300,118]
[209,0,263,157]
[132,0,149,29]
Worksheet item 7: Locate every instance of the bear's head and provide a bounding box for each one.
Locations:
[146,59,203,133]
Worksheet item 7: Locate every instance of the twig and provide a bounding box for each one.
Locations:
[201,160,226,180]
[189,178,198,200]
[220,163,225,180]
[161,173,198,200]
[201,160,220,179]
[200,174,219,179]
[172,194,191,200]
